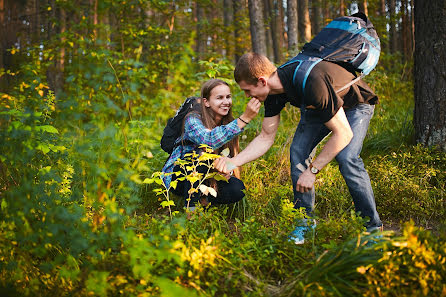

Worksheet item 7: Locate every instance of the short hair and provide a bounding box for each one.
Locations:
[234,53,277,85]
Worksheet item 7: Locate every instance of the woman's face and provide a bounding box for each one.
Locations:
[204,84,232,122]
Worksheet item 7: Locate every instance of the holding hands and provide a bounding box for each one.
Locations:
[215,98,261,174]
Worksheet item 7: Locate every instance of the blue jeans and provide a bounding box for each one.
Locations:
[290,104,382,228]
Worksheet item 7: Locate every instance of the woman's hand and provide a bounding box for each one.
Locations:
[241,98,261,123]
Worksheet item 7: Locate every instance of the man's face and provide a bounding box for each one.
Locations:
[238,79,269,102]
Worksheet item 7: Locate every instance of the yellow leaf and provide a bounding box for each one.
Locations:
[38,90,44,97]
[47,6,52,11]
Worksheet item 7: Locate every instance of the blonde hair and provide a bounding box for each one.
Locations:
[234,52,277,85]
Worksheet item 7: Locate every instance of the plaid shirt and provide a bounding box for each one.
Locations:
[162,113,243,188]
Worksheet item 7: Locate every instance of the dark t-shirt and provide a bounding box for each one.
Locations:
[264,61,378,123]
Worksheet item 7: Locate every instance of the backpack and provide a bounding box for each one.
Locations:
[280,12,380,98]
[160,96,201,154]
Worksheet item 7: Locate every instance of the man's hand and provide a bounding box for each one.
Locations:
[296,169,316,193]
[214,156,235,174]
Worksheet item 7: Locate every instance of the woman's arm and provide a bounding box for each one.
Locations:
[183,114,242,150]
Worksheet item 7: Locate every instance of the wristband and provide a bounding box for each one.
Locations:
[238,117,249,124]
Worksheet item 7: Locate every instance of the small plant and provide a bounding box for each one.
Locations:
[145,144,229,219]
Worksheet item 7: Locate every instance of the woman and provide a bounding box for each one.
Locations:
[162,78,260,210]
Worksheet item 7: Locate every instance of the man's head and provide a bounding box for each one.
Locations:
[234,53,276,102]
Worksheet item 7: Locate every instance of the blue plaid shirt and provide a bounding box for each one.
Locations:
[162,113,243,188]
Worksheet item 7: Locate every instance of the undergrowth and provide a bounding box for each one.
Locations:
[1,51,445,296]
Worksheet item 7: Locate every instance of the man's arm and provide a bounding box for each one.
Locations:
[214,114,280,173]
[296,107,353,192]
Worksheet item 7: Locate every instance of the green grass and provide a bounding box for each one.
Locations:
[1,54,445,296]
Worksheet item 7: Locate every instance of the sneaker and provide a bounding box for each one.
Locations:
[366,225,384,233]
[289,219,316,245]
[365,225,384,246]
[289,226,307,244]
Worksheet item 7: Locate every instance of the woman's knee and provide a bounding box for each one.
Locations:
[217,177,245,203]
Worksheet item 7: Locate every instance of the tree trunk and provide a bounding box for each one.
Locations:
[388,0,397,53]
[269,0,282,63]
[410,0,415,57]
[263,0,274,60]
[323,1,329,25]
[401,0,409,59]
[223,0,233,59]
[413,0,446,151]
[233,0,243,61]
[248,0,267,55]
[287,0,298,54]
[339,0,345,16]
[195,2,207,60]
[0,0,4,82]
[298,0,311,43]
[358,0,368,15]
[311,0,321,35]
[380,0,385,17]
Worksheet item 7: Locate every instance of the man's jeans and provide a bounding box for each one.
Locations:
[290,104,382,228]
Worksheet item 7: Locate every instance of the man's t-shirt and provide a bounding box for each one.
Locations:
[264,61,378,123]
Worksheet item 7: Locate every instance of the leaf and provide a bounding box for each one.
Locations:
[208,187,217,197]
[199,184,209,196]
[221,148,230,157]
[161,200,175,207]
[36,143,50,154]
[39,125,59,134]
[142,178,154,184]
[186,176,200,184]
[213,173,229,182]
[170,180,178,190]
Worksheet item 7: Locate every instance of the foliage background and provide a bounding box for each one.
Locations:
[1,0,445,296]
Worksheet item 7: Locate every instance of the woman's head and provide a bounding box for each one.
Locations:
[198,79,240,177]
[200,79,233,125]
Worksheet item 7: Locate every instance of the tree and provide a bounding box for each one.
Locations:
[311,0,322,35]
[287,0,298,54]
[413,0,446,151]
[248,0,267,55]
[233,0,244,61]
[271,0,284,63]
[358,0,368,15]
[298,0,311,43]
[388,0,397,53]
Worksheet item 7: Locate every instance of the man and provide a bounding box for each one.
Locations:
[214,52,382,244]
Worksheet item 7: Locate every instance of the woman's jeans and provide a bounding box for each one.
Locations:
[290,104,382,228]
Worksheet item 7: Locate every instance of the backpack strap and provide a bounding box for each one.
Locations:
[280,54,323,99]
[335,74,364,94]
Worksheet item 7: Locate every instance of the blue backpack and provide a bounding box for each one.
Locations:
[280,12,380,98]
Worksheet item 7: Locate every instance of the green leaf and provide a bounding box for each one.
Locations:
[213,173,229,182]
[36,143,50,154]
[142,178,155,184]
[161,200,175,207]
[39,125,59,134]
